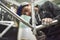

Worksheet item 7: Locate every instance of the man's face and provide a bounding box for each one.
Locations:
[22,4,31,16]
[22,4,38,16]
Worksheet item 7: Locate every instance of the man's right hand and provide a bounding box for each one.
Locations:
[42,18,53,25]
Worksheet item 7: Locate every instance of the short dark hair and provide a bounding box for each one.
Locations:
[17,4,29,16]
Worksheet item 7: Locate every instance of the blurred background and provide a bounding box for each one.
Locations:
[0,0,60,40]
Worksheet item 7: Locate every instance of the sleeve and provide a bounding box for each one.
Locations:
[39,1,60,23]
[38,1,55,19]
[29,18,41,26]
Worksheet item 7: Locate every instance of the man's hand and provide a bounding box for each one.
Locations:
[42,18,53,25]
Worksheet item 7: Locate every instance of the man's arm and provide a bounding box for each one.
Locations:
[39,1,60,23]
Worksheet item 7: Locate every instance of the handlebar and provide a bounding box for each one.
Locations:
[36,20,58,30]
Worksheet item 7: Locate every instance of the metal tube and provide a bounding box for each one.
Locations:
[0,21,14,37]
[31,0,37,35]
[0,1,33,29]
[0,1,58,32]
[36,20,58,30]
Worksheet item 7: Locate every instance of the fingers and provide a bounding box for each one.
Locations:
[42,18,53,25]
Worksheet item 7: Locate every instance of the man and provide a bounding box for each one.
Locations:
[31,1,60,40]
[17,2,36,40]
[17,1,60,40]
